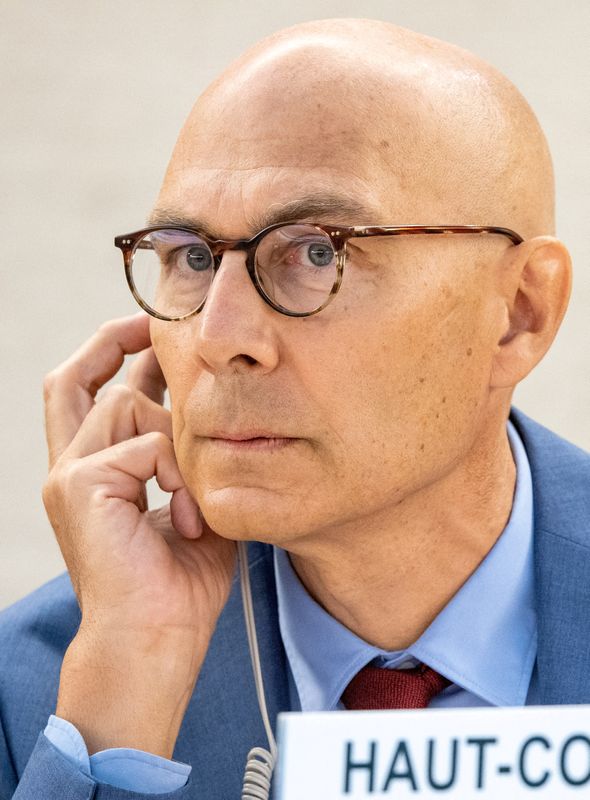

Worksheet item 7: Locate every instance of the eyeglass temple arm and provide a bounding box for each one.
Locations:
[346,225,523,245]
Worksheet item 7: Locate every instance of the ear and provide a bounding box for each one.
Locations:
[490,236,572,389]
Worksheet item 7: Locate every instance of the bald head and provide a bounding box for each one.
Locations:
[150,18,571,557]
[160,18,554,240]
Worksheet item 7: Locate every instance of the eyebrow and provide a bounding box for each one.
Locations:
[147,193,381,239]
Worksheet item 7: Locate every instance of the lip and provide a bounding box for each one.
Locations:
[206,436,299,452]
[203,430,300,453]
[206,430,293,441]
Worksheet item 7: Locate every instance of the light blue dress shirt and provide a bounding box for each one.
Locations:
[44,420,536,792]
[274,419,537,711]
[43,714,191,793]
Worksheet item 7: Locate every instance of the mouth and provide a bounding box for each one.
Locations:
[204,431,300,452]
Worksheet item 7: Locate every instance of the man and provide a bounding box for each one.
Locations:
[1,16,587,799]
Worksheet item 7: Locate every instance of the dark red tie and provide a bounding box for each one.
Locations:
[341,663,451,710]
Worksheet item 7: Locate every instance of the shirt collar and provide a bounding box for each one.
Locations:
[273,419,536,710]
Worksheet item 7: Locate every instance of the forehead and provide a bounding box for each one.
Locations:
[154,163,388,239]
[155,39,527,244]
[156,45,422,236]
[184,42,394,165]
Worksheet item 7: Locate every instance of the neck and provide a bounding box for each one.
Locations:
[287,415,516,651]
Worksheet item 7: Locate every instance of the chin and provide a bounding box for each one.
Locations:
[197,485,313,545]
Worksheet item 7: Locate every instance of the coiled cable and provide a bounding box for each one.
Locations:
[238,541,278,800]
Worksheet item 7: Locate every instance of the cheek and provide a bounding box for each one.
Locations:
[149,320,195,457]
[149,319,174,381]
[150,319,195,401]
[302,285,494,487]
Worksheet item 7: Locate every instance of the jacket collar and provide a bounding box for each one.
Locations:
[510,407,590,703]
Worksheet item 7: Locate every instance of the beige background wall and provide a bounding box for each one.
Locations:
[1,1,588,610]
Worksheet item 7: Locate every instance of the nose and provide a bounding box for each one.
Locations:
[195,250,280,375]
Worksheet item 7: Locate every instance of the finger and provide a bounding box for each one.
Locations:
[63,384,173,460]
[171,487,203,539]
[44,314,151,468]
[126,347,167,405]
[88,431,185,497]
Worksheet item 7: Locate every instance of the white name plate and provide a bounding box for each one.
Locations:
[275,705,590,798]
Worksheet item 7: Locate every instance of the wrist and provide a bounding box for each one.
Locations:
[78,613,212,674]
[56,623,207,757]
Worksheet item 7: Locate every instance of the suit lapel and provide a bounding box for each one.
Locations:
[510,408,590,703]
[173,541,289,797]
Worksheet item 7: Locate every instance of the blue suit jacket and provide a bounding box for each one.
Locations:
[1,408,589,799]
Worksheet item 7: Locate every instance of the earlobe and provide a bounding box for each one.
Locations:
[490,236,572,390]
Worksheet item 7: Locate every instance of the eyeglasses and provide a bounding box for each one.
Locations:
[114,222,523,320]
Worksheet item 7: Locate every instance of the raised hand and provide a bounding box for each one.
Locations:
[42,314,236,757]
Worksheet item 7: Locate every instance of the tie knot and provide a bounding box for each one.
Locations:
[341,663,451,710]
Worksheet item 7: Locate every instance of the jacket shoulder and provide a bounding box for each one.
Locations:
[0,572,80,775]
[511,407,590,462]
[510,406,590,546]
[0,570,80,658]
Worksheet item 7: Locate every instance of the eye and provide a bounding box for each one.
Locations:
[305,242,334,268]
[185,245,213,272]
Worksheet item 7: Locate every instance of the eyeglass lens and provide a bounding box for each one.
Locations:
[129,224,339,317]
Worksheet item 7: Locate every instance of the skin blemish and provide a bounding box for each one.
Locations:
[466,347,473,356]
[442,396,446,403]
[380,139,390,149]
[420,443,425,451]
[419,377,425,383]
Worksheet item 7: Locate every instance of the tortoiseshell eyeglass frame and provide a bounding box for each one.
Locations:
[114,222,524,320]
